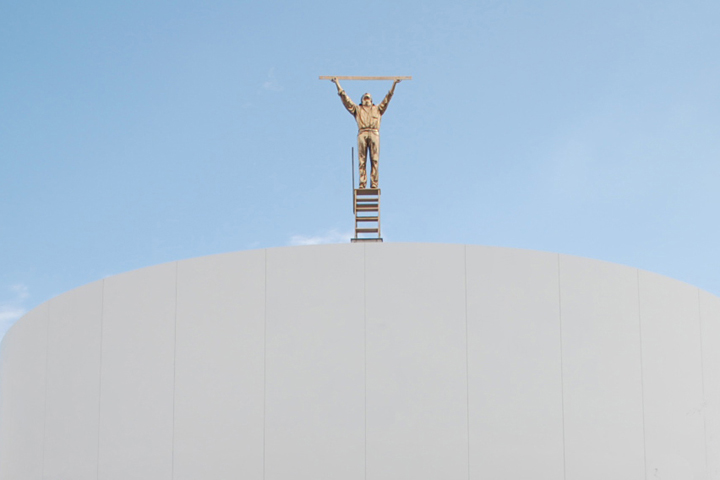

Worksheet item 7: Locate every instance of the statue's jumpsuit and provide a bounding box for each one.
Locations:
[337,88,394,189]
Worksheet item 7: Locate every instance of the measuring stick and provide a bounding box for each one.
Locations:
[319,76,412,81]
[351,147,355,191]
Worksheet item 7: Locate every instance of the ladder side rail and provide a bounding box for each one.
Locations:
[377,190,381,238]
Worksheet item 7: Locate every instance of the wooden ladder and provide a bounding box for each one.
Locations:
[352,189,382,242]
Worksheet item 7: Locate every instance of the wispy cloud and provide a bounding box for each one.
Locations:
[0,306,26,323]
[262,68,283,92]
[289,229,352,246]
[0,283,30,341]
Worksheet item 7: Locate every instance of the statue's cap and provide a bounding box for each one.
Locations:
[362,92,372,101]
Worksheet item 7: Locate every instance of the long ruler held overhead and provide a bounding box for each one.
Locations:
[319,76,412,80]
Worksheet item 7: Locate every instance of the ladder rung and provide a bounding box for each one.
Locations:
[356,188,380,195]
[356,205,378,210]
[356,228,379,233]
[356,217,379,222]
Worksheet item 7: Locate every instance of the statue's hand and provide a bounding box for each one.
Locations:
[393,79,402,85]
[331,77,339,85]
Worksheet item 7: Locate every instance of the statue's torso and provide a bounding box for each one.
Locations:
[354,105,382,131]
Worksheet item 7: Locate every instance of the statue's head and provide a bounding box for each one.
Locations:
[361,93,373,106]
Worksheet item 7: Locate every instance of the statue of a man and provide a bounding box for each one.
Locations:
[331,78,401,189]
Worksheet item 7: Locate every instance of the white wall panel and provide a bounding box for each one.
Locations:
[0,303,48,480]
[44,280,103,480]
[174,251,265,480]
[365,243,468,480]
[700,290,720,480]
[3,244,720,480]
[98,262,176,480]
[466,246,563,480]
[640,270,705,480]
[559,256,645,480]
[265,245,365,480]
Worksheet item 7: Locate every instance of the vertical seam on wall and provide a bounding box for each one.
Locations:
[698,288,709,476]
[41,302,50,479]
[464,245,470,480]
[363,243,368,480]
[263,249,268,480]
[171,261,179,480]
[637,270,648,480]
[97,279,106,480]
[557,254,567,480]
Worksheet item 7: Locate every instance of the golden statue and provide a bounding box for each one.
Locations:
[330,78,401,189]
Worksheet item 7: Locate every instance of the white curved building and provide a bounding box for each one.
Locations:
[1,243,719,480]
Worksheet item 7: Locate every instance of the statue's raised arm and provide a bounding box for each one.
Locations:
[332,78,357,115]
[378,79,401,115]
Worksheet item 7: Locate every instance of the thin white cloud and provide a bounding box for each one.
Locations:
[9,283,29,301]
[0,283,30,341]
[262,68,283,92]
[0,306,26,323]
[289,229,352,246]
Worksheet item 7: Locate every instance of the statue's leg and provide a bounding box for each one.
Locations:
[369,132,380,189]
[358,133,368,189]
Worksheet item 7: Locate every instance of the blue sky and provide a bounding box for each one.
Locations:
[1,0,719,340]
